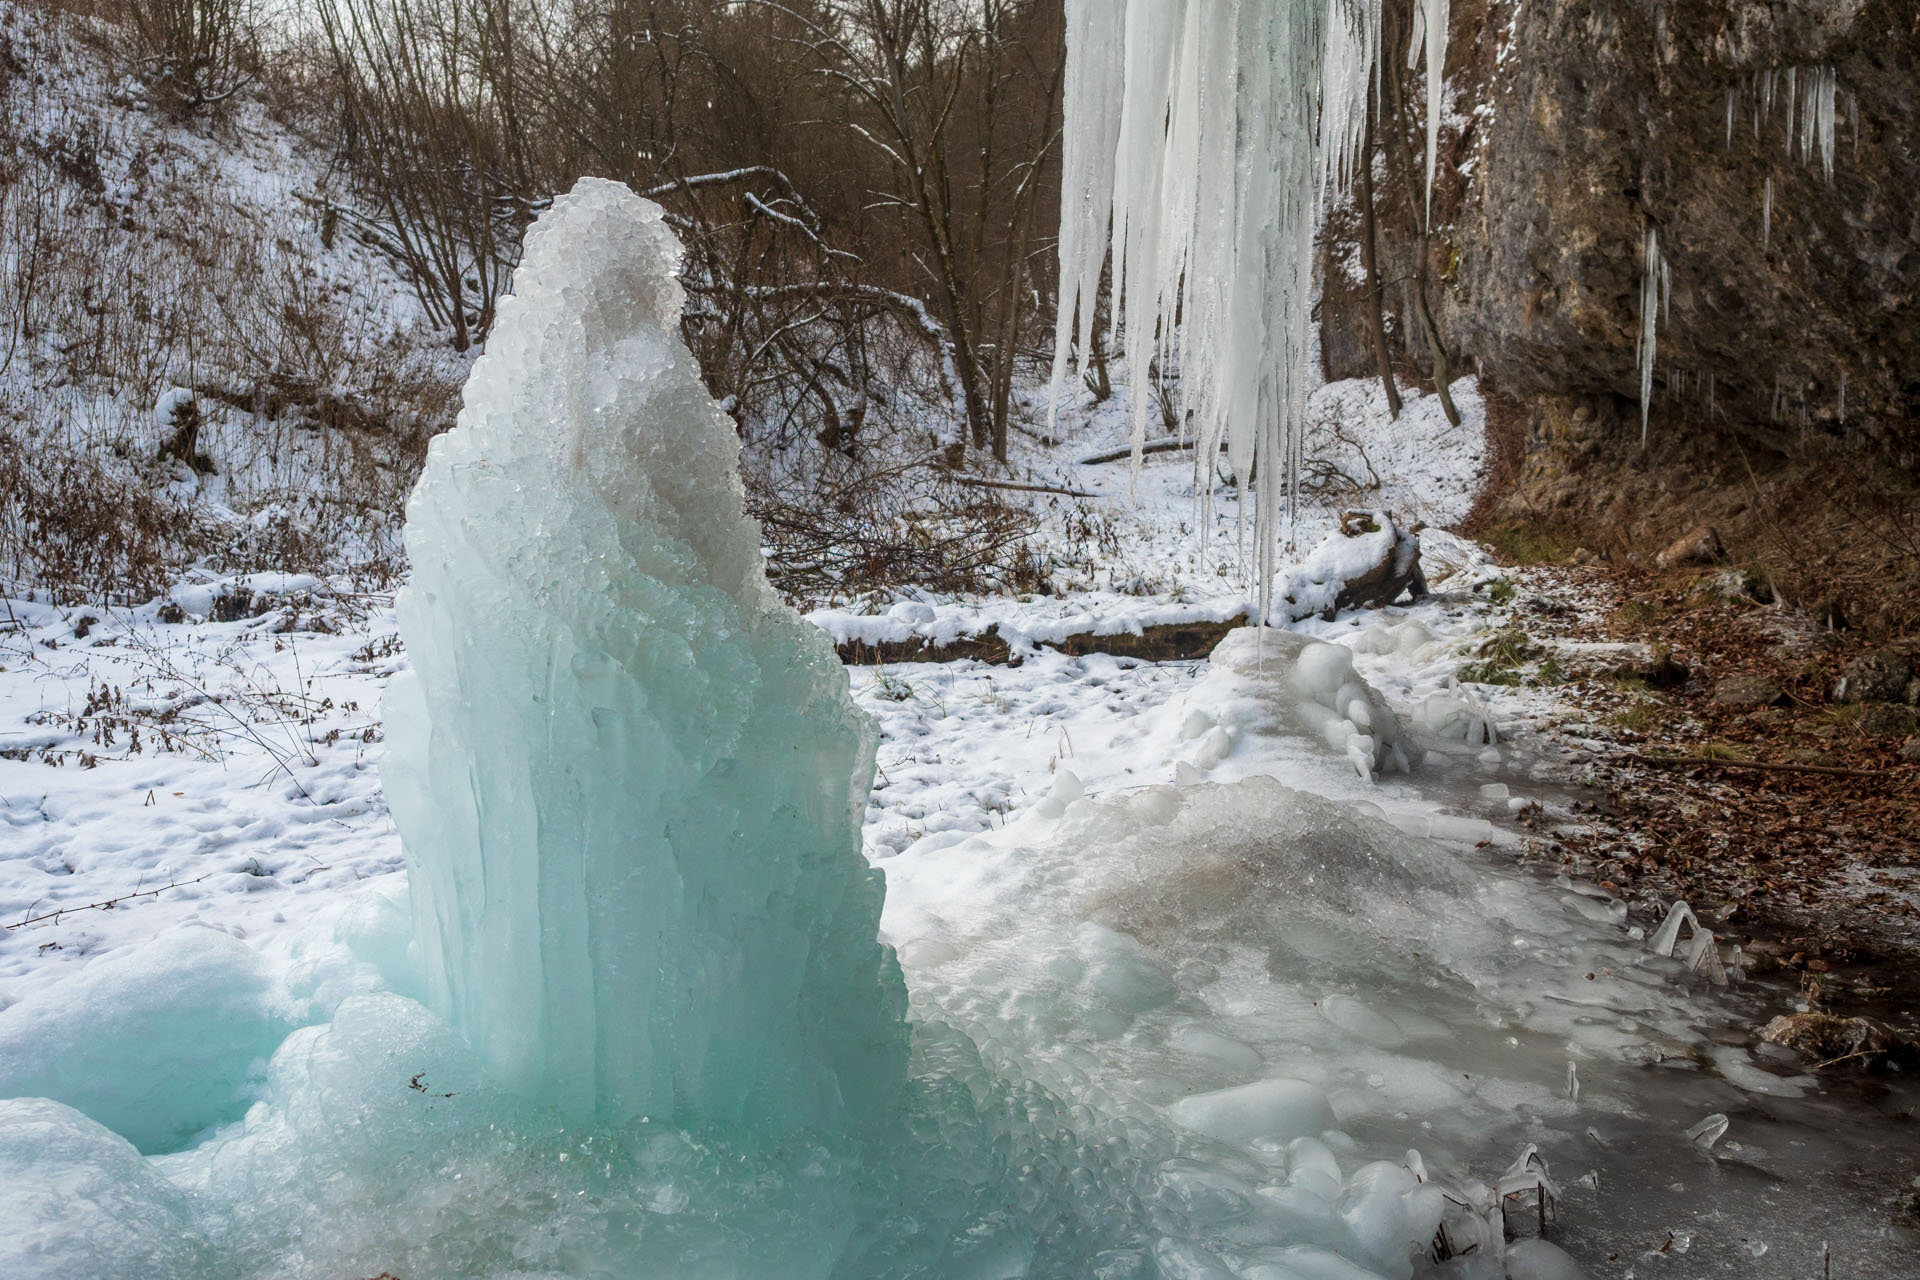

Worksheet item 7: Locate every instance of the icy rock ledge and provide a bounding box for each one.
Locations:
[382,177,907,1134]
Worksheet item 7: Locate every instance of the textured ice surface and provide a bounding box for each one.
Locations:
[381,178,907,1134]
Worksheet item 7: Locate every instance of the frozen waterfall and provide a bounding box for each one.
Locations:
[381,178,908,1135]
[1050,0,1442,621]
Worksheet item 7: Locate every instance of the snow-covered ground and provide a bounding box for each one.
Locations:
[4,371,1915,1278]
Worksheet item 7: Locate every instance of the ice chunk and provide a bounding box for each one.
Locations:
[1168,1079,1336,1144]
[383,178,906,1135]
[1415,679,1499,747]
[1685,1112,1729,1150]
[1645,900,1729,984]
[1173,1027,1265,1071]
[0,927,293,1154]
[1496,1144,1561,1236]
[1191,724,1235,769]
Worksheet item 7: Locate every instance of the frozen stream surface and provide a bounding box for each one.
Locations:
[0,182,1915,1280]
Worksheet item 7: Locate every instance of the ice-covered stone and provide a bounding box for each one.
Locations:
[382,178,906,1135]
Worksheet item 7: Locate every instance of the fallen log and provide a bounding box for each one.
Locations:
[835,616,1249,667]
[1079,439,1230,466]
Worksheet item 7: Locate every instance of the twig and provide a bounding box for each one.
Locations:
[6,873,216,929]
[1806,1046,1889,1071]
[950,476,1101,498]
[1630,754,1890,779]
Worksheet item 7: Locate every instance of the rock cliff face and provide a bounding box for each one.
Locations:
[1323,0,1919,461]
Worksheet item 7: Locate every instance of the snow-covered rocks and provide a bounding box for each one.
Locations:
[1279,510,1425,623]
[0,927,293,1155]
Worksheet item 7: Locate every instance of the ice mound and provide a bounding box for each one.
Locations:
[382,177,906,1134]
[0,989,1143,1279]
[0,1099,211,1280]
[0,927,293,1154]
[1207,628,1425,781]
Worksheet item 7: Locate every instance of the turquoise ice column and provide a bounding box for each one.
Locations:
[382,178,907,1137]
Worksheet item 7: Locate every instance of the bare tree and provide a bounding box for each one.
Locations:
[780,0,1062,462]
[317,0,521,351]
[128,0,261,115]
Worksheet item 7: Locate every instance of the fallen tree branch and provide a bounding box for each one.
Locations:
[950,476,1101,498]
[1079,439,1211,466]
[1630,754,1890,780]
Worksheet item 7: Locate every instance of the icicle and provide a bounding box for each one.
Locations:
[1046,0,1128,441]
[1784,65,1797,156]
[1409,0,1450,225]
[1685,1113,1730,1151]
[1647,900,1695,957]
[1052,0,1388,624]
[1762,175,1772,248]
[1636,223,1666,442]
[1815,65,1837,181]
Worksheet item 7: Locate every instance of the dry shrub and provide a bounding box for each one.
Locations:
[0,432,179,603]
[751,457,1042,609]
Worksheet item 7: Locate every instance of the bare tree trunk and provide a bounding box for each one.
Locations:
[1377,0,1460,428]
[1358,93,1402,419]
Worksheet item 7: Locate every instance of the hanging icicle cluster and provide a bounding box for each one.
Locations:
[1725,65,1850,180]
[1051,0,1449,622]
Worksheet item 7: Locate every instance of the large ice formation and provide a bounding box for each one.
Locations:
[1205,628,1424,781]
[381,177,907,1134]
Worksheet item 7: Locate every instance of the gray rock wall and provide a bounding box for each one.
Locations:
[1324,0,1919,461]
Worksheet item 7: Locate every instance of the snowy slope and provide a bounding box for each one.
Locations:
[0,0,460,590]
